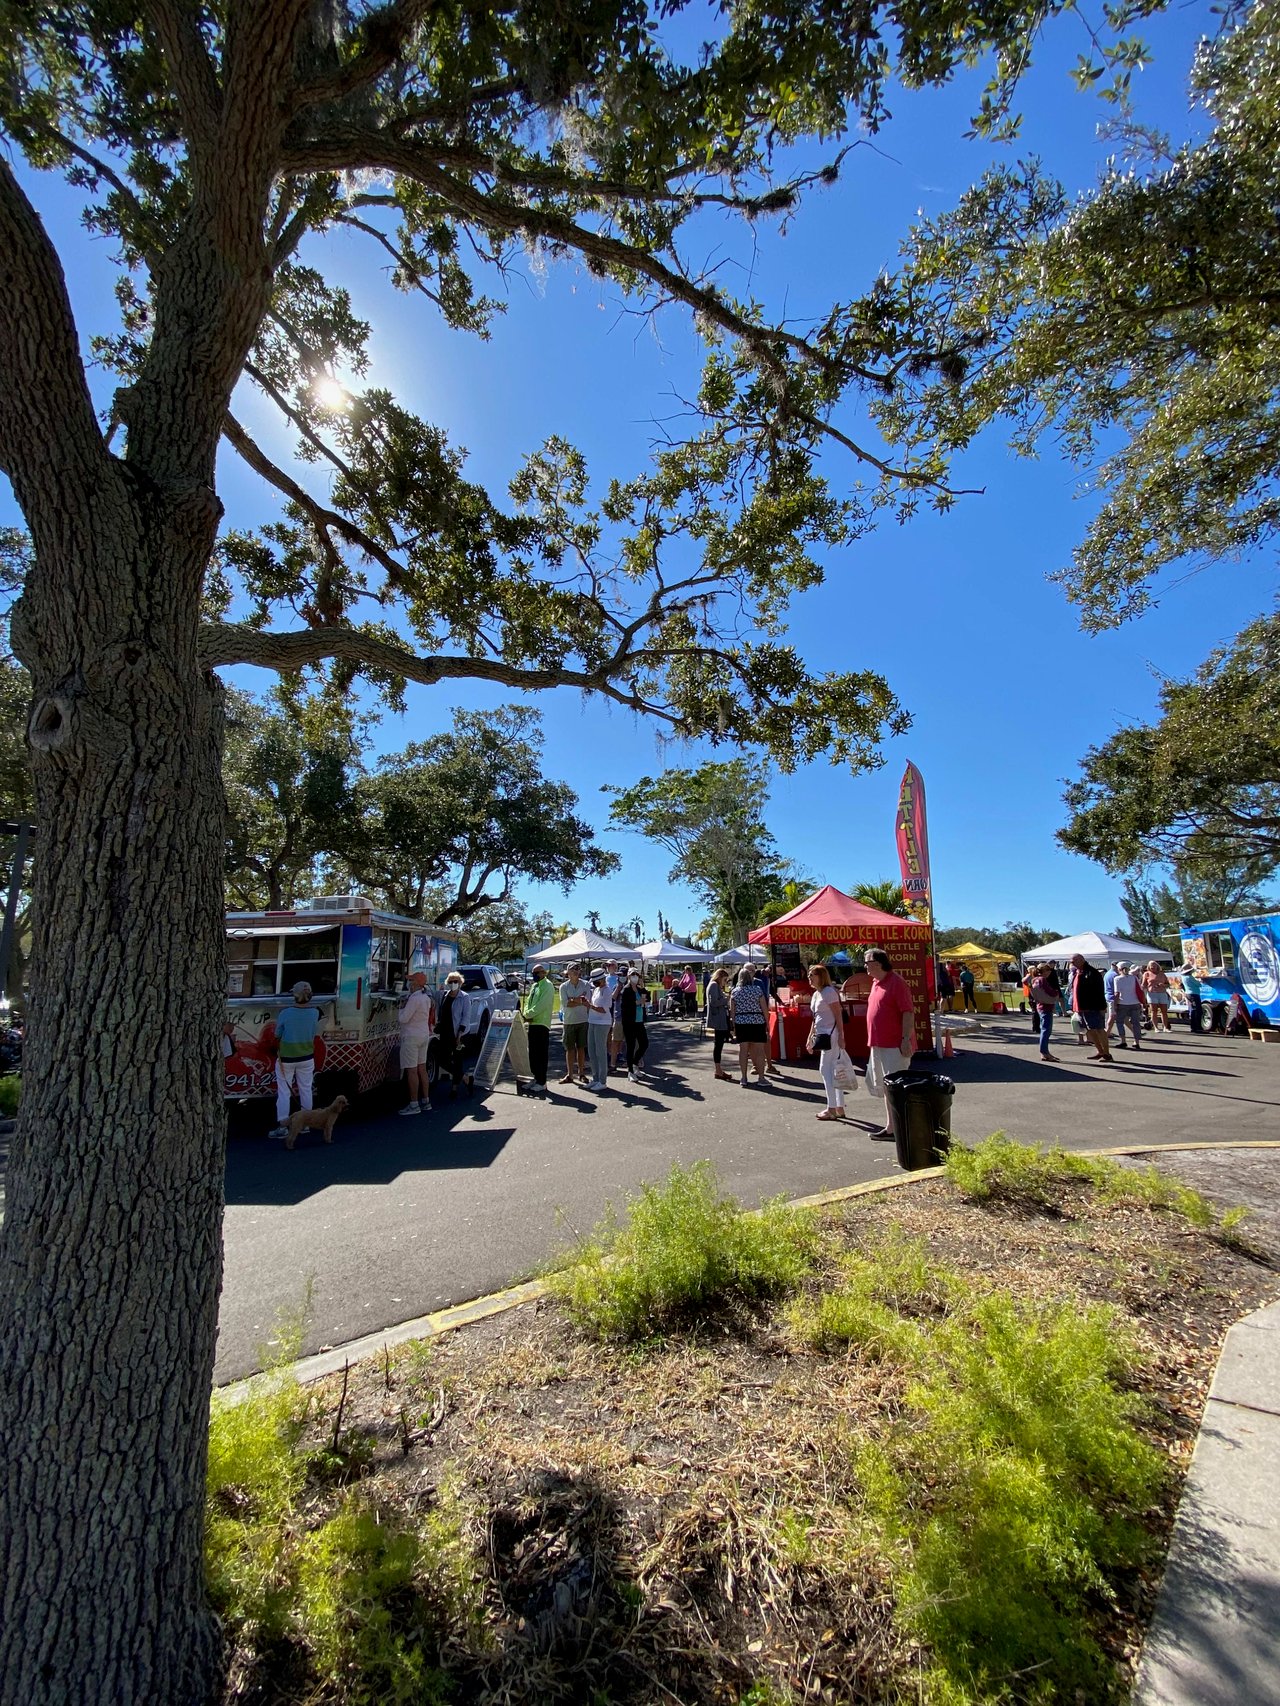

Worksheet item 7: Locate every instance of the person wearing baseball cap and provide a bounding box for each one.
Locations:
[520,964,555,1095]
[397,970,435,1116]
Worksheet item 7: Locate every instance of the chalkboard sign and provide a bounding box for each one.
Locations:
[470,1010,515,1091]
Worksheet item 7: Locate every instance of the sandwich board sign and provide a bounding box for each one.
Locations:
[470,1011,515,1092]
[469,1009,533,1092]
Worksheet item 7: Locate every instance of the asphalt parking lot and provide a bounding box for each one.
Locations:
[215,1014,1279,1381]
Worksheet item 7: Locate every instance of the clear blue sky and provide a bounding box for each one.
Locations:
[3,4,1267,943]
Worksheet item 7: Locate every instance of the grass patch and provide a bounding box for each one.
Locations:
[789,1226,964,1360]
[207,1317,479,1700]
[853,1292,1164,1701]
[946,1133,1247,1238]
[296,1487,479,1705]
[944,1131,1099,1206]
[209,1156,1276,1704]
[549,1160,820,1341]
[0,1073,20,1116]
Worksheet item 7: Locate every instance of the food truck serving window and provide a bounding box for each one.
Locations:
[282,925,340,995]
[1205,932,1237,974]
[226,923,340,996]
[369,926,410,993]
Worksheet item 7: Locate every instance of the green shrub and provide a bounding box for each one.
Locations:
[208,1306,480,1698]
[790,1229,963,1360]
[551,1161,819,1340]
[852,1292,1164,1699]
[0,1074,20,1116]
[296,1490,476,1705]
[943,1132,1099,1206]
[946,1134,1242,1236]
[206,1373,309,1642]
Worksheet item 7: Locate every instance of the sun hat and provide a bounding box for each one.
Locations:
[589,967,607,982]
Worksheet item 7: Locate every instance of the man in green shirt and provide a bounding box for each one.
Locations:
[521,965,555,1093]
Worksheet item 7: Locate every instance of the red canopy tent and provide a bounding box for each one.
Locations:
[749,885,933,1060]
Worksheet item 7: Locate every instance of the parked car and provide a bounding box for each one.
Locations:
[454,965,520,1052]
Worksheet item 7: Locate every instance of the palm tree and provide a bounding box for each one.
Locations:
[853,879,909,918]
[755,878,807,929]
[630,916,644,943]
[584,908,601,932]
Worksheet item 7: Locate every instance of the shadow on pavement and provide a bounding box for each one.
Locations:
[224,1117,515,1207]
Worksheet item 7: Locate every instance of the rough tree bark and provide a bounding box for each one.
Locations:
[0,471,229,1702]
[0,0,298,1676]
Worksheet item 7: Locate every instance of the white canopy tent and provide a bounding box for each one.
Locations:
[713,942,769,964]
[638,939,717,964]
[527,928,637,964]
[1020,930,1174,970]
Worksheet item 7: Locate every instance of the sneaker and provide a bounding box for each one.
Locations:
[589,1079,606,1092]
[267,1125,287,1140]
[418,1099,431,1112]
[627,1069,639,1083]
[398,1103,421,1117]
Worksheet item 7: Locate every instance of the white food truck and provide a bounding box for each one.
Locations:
[223,895,460,1102]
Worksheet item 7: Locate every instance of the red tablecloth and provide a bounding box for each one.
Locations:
[769,1007,811,1061]
[769,1007,869,1061]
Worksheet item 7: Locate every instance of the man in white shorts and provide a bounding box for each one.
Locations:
[864,949,917,1141]
[398,970,435,1115]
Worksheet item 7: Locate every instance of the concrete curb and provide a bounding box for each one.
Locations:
[1134,1297,1280,1706]
[220,1139,1280,1397]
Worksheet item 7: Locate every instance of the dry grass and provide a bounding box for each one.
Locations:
[220,1159,1280,1706]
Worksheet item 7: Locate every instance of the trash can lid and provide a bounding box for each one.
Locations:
[884,1071,954,1092]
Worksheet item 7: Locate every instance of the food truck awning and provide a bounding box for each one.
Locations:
[226,923,336,939]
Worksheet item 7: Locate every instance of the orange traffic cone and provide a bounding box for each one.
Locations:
[942,1030,955,1060]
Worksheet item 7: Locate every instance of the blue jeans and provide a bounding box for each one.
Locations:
[1037,1007,1054,1054]
[1116,1003,1142,1045]
[587,1023,609,1084]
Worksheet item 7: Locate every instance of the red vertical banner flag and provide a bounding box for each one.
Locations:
[895,762,933,927]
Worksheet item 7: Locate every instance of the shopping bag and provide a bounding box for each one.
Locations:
[832,1047,858,1091]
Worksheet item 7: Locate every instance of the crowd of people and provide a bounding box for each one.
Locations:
[485,953,918,1139]
[1015,954,1244,1065]
[374,948,921,1139]
[265,940,1256,1137]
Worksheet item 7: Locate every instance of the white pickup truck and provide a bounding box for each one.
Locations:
[452,965,520,1050]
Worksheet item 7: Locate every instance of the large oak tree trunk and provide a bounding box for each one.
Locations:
[0,467,228,1704]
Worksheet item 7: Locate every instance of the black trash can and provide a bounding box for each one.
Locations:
[883,1070,955,1171]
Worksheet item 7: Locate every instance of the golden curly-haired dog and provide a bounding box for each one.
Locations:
[285,1095,349,1150]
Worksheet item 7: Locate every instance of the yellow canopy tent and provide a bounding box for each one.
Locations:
[939,942,1018,1011]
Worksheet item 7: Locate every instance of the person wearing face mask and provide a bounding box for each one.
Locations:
[437,971,474,1097]
[620,969,650,1082]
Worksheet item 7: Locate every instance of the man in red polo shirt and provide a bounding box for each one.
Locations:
[864,948,916,1141]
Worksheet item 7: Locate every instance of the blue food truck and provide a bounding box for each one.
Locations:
[1179,913,1280,1030]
